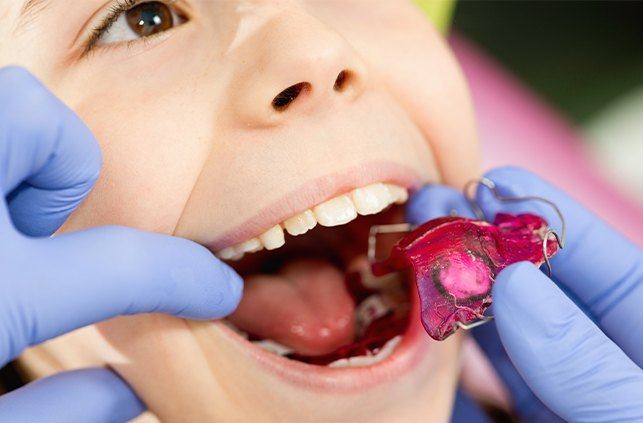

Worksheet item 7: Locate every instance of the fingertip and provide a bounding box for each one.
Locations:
[56,227,244,321]
[491,261,643,422]
[476,167,572,235]
[492,262,558,336]
[1,64,101,237]
[406,185,432,224]
[166,239,243,320]
[482,166,534,186]
[476,167,551,218]
[204,259,244,318]
[221,260,244,306]
[406,184,473,224]
[493,262,543,300]
[492,261,595,366]
[79,368,146,419]
[0,66,39,89]
[0,368,145,422]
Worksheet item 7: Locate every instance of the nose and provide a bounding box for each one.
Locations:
[230,11,368,127]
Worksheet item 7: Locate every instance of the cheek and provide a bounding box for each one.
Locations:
[58,89,212,234]
[312,1,480,187]
[378,36,479,188]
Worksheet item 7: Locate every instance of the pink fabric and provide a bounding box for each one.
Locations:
[449,35,643,247]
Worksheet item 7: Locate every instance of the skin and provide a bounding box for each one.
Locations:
[1,0,479,421]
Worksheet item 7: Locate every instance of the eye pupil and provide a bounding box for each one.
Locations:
[127,2,173,37]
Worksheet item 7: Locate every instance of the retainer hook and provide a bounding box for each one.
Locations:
[463,177,566,277]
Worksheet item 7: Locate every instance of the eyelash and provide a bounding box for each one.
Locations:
[82,0,179,56]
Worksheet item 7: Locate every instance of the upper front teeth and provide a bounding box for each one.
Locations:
[259,224,285,250]
[216,182,408,260]
[313,195,357,226]
[352,182,397,215]
[283,209,317,236]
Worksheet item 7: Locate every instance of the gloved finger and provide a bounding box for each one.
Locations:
[0,368,144,423]
[1,227,243,363]
[472,320,565,423]
[0,66,101,237]
[494,262,643,423]
[450,389,492,423]
[475,166,643,365]
[406,184,475,225]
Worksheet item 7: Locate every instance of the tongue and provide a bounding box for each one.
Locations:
[227,259,356,355]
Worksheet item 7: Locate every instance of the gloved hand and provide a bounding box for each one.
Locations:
[407,167,643,423]
[0,67,243,422]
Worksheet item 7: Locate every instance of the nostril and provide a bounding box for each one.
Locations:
[333,70,351,92]
[271,82,311,111]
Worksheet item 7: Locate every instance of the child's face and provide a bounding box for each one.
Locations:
[3,0,478,420]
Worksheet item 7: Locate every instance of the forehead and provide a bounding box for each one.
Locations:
[12,0,54,22]
[1,0,32,32]
[0,1,19,19]
[3,0,104,37]
[0,3,19,39]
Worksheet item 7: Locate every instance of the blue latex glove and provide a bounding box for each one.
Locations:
[0,67,243,422]
[408,167,643,423]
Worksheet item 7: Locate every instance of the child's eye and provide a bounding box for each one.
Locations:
[93,1,186,47]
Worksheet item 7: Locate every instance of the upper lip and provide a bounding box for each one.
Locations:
[205,160,423,252]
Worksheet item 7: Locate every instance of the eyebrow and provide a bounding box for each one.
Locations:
[17,0,50,28]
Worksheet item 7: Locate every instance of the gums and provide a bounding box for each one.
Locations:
[372,213,559,341]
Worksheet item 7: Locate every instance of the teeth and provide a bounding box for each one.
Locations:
[216,182,408,260]
[251,339,294,356]
[217,246,244,261]
[355,295,392,335]
[259,224,285,250]
[361,271,402,291]
[248,333,403,366]
[328,335,402,368]
[373,335,402,360]
[328,358,350,368]
[283,209,317,236]
[238,238,263,254]
[351,183,393,215]
[387,184,409,204]
[313,194,357,227]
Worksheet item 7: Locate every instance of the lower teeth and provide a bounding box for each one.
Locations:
[328,335,401,368]
[355,295,392,336]
[236,268,409,366]
[251,339,294,356]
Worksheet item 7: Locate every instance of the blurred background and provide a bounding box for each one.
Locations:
[450,1,643,208]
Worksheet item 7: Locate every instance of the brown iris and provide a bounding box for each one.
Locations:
[126,2,173,38]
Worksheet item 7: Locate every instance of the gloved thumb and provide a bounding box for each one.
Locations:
[0,66,101,237]
[492,262,643,423]
[1,227,243,363]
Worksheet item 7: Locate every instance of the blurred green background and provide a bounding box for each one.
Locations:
[453,0,643,124]
[452,1,643,205]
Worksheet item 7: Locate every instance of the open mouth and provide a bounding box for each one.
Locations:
[214,182,417,369]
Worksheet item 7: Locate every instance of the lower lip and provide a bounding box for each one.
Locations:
[213,282,431,393]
